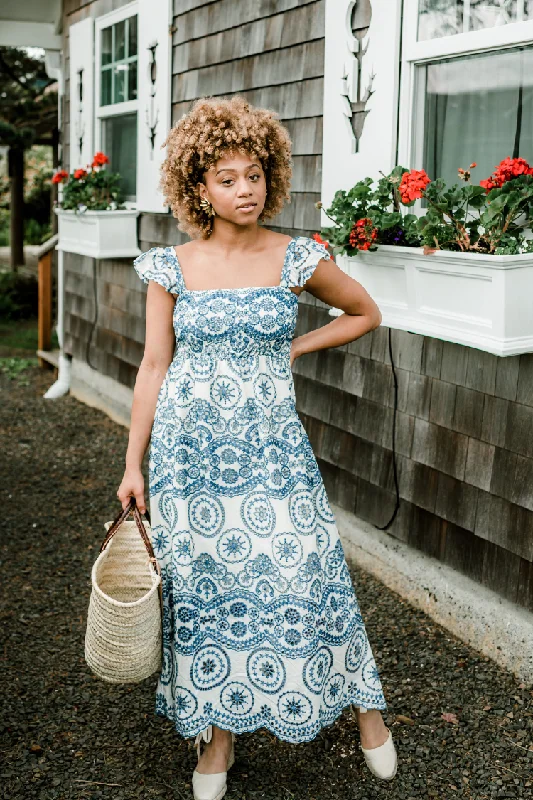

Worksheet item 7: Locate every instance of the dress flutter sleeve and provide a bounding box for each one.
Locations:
[286,236,332,288]
[133,247,180,295]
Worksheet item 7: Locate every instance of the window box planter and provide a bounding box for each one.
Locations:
[55,209,141,259]
[333,245,533,357]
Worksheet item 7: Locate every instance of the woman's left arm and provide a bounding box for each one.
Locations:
[291,256,382,364]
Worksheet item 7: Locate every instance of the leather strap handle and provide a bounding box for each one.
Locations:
[99,498,162,610]
[100,496,152,553]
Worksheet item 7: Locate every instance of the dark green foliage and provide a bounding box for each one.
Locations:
[419,174,533,255]
[24,166,53,226]
[0,272,38,320]
[319,166,422,257]
[0,47,57,149]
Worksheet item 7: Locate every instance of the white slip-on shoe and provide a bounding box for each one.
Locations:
[360,727,397,780]
[192,725,236,800]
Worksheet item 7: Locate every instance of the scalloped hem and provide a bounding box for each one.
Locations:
[155,694,388,745]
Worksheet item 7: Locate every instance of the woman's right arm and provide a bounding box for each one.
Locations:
[117,281,176,513]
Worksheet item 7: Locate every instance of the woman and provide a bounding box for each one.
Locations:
[118,95,397,799]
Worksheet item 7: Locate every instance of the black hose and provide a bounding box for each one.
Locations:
[85,257,98,370]
[375,326,401,530]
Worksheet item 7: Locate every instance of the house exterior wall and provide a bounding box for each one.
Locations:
[59,0,533,613]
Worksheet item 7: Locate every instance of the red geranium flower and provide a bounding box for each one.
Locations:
[51,170,68,185]
[349,218,378,251]
[91,151,109,168]
[398,169,431,204]
[74,168,87,180]
[312,232,334,258]
[312,231,330,249]
[480,157,533,192]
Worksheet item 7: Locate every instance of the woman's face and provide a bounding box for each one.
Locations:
[198,149,266,227]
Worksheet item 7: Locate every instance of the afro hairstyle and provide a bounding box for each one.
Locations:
[159,94,293,239]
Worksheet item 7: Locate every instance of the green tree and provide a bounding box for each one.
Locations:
[0,47,58,270]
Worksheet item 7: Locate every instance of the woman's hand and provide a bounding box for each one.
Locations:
[117,467,146,514]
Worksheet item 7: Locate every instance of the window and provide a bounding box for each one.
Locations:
[399,0,533,188]
[418,0,533,41]
[100,15,137,106]
[95,3,138,202]
[417,46,533,187]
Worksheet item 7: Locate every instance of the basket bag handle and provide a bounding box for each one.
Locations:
[100,498,162,609]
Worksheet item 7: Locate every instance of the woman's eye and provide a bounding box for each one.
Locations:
[222,175,260,185]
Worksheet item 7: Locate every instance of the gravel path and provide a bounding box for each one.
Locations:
[1,363,532,800]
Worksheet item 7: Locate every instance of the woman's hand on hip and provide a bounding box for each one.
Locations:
[290,340,301,368]
[117,468,146,513]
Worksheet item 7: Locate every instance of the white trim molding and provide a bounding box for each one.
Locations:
[0,21,61,50]
[135,0,173,213]
[321,0,403,218]
[69,18,95,171]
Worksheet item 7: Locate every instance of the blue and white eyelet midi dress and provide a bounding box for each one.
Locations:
[133,235,387,744]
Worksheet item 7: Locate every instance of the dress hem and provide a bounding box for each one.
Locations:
[155,694,388,745]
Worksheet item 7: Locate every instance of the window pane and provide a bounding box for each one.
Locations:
[99,14,138,109]
[101,113,137,200]
[114,20,126,61]
[470,0,518,31]
[101,67,112,105]
[101,26,112,66]
[128,15,137,58]
[113,65,126,104]
[422,47,533,187]
[418,0,533,40]
[127,60,137,101]
[418,0,463,40]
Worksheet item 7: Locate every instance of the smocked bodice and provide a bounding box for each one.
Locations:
[133,236,331,367]
[172,286,298,363]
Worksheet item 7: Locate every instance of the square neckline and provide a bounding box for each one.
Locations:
[167,236,297,296]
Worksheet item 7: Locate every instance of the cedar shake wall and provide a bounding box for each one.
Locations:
[137,0,325,251]
[293,301,533,612]
[61,0,533,611]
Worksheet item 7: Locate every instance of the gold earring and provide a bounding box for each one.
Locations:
[200,196,215,217]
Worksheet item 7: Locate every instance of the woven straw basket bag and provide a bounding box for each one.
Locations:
[85,497,163,684]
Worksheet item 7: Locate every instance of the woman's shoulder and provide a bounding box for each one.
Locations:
[133,246,181,294]
[285,234,332,287]
[133,245,174,266]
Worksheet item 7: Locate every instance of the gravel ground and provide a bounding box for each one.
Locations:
[1,362,533,800]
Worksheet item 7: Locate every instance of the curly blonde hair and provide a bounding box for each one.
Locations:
[160,95,293,240]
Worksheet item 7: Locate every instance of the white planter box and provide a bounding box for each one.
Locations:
[55,209,141,259]
[332,245,533,357]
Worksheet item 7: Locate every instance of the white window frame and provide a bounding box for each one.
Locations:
[94,1,139,207]
[398,0,533,177]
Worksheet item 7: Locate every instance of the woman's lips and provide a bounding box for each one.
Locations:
[237,203,256,212]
